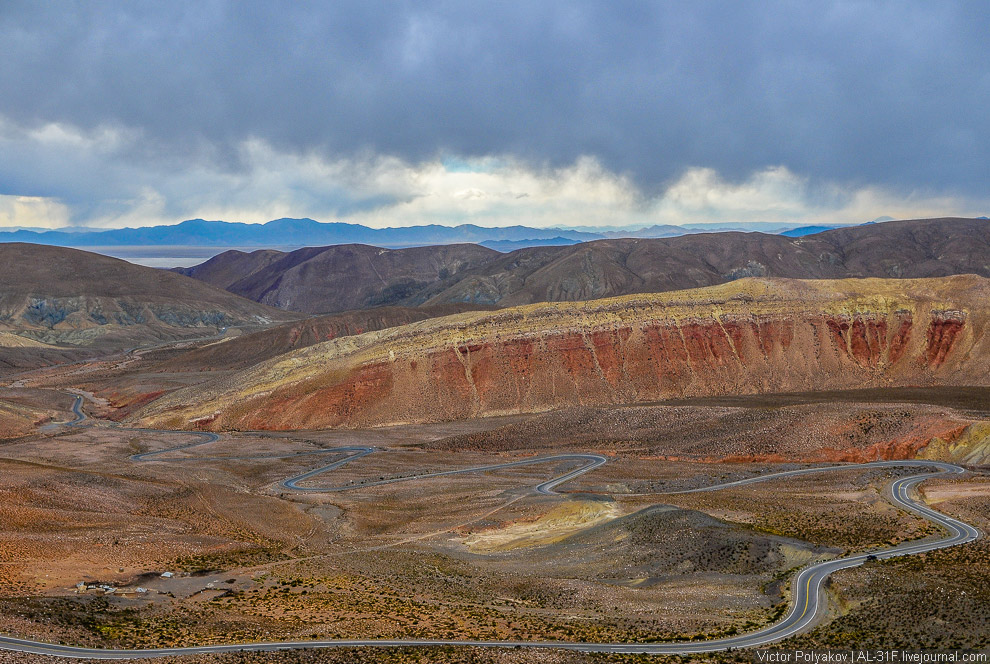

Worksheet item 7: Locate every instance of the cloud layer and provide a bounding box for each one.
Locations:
[0,2,988,228]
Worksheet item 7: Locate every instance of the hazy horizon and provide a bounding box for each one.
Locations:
[0,216,874,234]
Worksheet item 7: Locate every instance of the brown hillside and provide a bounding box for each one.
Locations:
[182,243,498,313]
[173,248,286,290]
[176,217,990,313]
[137,275,990,431]
[0,243,297,354]
[156,303,497,372]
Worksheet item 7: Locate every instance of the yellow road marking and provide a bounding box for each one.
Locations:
[799,575,812,619]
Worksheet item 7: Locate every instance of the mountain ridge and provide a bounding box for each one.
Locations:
[179,217,990,314]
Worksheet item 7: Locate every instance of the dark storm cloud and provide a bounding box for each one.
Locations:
[0,0,988,195]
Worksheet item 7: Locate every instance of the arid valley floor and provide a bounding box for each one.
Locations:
[2,347,989,662]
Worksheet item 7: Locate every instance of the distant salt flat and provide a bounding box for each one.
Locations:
[84,245,304,268]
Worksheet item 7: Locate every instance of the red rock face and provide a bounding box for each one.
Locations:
[822,314,893,368]
[243,361,395,429]
[589,328,633,390]
[102,390,166,422]
[216,307,974,430]
[925,311,966,368]
[889,312,913,364]
[817,422,969,463]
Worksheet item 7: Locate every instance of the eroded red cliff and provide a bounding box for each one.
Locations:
[137,277,988,430]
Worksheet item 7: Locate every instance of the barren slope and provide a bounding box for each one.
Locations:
[172,248,286,290]
[137,275,990,430]
[182,243,499,313]
[0,399,55,438]
[0,243,297,353]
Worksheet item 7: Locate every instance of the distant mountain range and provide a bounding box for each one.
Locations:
[479,236,582,251]
[779,225,839,237]
[0,218,602,248]
[0,217,867,250]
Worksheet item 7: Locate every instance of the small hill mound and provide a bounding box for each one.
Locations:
[178,243,499,314]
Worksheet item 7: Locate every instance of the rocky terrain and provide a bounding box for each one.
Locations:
[0,244,298,371]
[3,404,981,656]
[177,218,990,313]
[136,275,990,431]
[0,389,73,440]
[785,477,990,651]
[5,223,990,658]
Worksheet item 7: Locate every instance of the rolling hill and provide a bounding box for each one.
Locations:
[136,274,990,431]
[177,243,499,313]
[0,244,298,367]
[177,218,990,314]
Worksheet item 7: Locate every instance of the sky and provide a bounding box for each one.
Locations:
[1,1,988,230]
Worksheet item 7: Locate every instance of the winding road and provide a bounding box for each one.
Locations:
[94,395,607,495]
[0,395,981,658]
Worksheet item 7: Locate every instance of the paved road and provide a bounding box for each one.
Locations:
[127,431,605,497]
[2,398,979,658]
[66,393,88,427]
[98,392,606,496]
[282,452,608,495]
